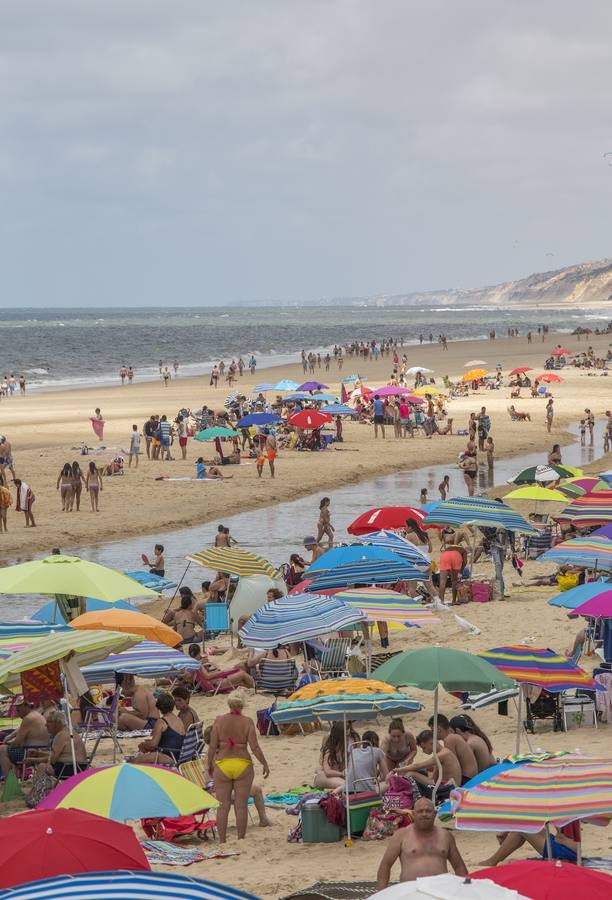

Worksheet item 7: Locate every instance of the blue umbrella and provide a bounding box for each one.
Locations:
[236,413,283,428]
[0,871,259,900]
[282,393,311,402]
[34,597,139,624]
[238,592,364,649]
[354,530,430,568]
[420,501,441,514]
[548,580,612,609]
[302,393,338,404]
[601,472,612,484]
[253,383,276,392]
[81,640,200,684]
[306,544,406,574]
[307,559,424,590]
[274,379,300,391]
[423,496,536,534]
[320,404,357,416]
[0,622,71,639]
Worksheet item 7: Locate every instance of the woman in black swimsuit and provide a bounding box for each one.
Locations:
[131,693,185,765]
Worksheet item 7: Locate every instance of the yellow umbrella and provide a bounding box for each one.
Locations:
[462,368,488,382]
[70,609,181,648]
[505,486,568,502]
[413,385,444,397]
[186,547,281,578]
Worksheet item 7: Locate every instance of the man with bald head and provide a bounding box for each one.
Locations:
[376,797,467,887]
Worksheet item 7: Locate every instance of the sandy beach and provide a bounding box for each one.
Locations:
[0,331,611,563]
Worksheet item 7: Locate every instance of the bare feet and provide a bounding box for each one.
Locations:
[259,818,272,828]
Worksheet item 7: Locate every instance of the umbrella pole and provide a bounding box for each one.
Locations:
[544,823,552,861]
[344,714,352,846]
[515,687,522,754]
[163,562,191,619]
[61,674,78,771]
[432,685,443,804]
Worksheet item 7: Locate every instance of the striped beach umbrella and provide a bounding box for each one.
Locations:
[479,646,599,692]
[556,491,612,527]
[272,678,423,725]
[186,547,281,579]
[354,530,430,568]
[423,496,536,534]
[548,581,612,609]
[0,623,70,640]
[557,477,610,499]
[81,639,200,685]
[450,755,612,832]
[38,762,218,821]
[34,596,139,624]
[307,558,425,590]
[238,592,363,649]
[333,588,439,627]
[508,464,575,485]
[274,379,300,391]
[320,404,357,416]
[0,871,259,899]
[538,534,612,571]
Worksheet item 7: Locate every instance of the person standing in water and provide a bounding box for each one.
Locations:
[316,497,335,547]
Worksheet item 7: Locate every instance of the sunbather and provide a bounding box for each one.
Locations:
[478,825,578,866]
[117,675,160,731]
[187,644,255,692]
[130,692,185,766]
[28,709,88,779]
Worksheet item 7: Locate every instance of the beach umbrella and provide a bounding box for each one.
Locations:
[320,403,357,416]
[306,544,407,574]
[573,589,612,618]
[38,762,218,821]
[238,591,364,648]
[407,366,433,375]
[354,529,430,567]
[556,491,612,527]
[186,547,281,579]
[236,413,282,428]
[287,409,331,430]
[464,360,489,368]
[307,558,425,590]
[462,368,488,382]
[601,472,612,484]
[412,385,443,396]
[548,580,612,609]
[350,385,373,399]
[297,381,329,391]
[0,555,159,603]
[509,367,532,375]
[479,646,600,693]
[271,678,423,844]
[81,639,200,685]
[282,392,311,402]
[370,385,412,397]
[300,393,338,404]
[0,808,150,889]
[551,347,571,356]
[423,496,536,534]
[228,573,287,634]
[537,372,563,383]
[557,477,610,499]
[253,382,276,392]
[194,426,238,441]
[450,754,612,833]
[371,874,528,899]
[69,609,181,648]
[539,533,612,571]
[333,587,439,626]
[505,486,567,503]
[420,501,440,514]
[342,374,367,383]
[472,860,612,899]
[508,463,575,484]
[0,871,259,900]
[347,506,426,535]
[0,622,71,639]
[274,379,300,391]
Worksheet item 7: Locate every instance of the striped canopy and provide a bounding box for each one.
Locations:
[538,534,612,571]
[271,677,423,724]
[0,872,258,900]
[423,497,536,534]
[556,491,612,527]
[557,477,610,499]
[508,464,575,485]
[320,404,357,416]
[81,640,200,685]
[307,558,425,591]
[548,581,612,609]
[186,547,281,579]
[479,646,599,693]
[238,592,363,649]
[333,588,439,627]
[354,530,430,568]
[450,755,612,832]
[0,623,70,639]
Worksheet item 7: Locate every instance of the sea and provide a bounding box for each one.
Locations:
[1,306,608,392]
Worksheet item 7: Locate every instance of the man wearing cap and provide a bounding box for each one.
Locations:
[0,700,49,777]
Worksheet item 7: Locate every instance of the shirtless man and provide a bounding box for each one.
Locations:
[449,715,495,772]
[394,729,462,791]
[214,525,231,548]
[146,544,165,578]
[428,715,477,785]
[117,675,160,731]
[376,797,467,886]
[0,700,50,777]
[303,537,325,565]
[0,436,16,481]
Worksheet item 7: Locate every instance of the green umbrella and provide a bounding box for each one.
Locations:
[0,556,160,604]
[373,647,515,798]
[194,426,238,441]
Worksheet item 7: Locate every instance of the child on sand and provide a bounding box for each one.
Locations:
[256,444,266,478]
[128,425,141,468]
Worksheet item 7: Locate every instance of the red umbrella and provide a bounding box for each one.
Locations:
[0,808,150,888]
[472,860,612,899]
[551,347,571,356]
[509,366,533,375]
[347,506,426,535]
[287,409,332,430]
[537,373,563,383]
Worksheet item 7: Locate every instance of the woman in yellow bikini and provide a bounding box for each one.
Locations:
[207,695,270,842]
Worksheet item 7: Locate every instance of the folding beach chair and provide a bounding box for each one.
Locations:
[78,690,123,764]
[176,722,203,766]
[318,638,350,679]
[204,603,230,637]
[255,658,298,697]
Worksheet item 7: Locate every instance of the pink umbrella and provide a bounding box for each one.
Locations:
[573,590,612,618]
[370,386,411,397]
[551,348,571,356]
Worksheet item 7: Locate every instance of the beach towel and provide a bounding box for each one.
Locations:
[21,661,63,704]
[90,417,105,440]
[141,840,238,866]
[83,728,151,740]
[15,482,34,512]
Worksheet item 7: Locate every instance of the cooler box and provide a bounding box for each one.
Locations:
[302,800,342,843]
[347,791,382,836]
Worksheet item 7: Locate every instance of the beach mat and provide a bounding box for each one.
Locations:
[83,728,151,740]
[281,882,378,900]
[141,840,239,866]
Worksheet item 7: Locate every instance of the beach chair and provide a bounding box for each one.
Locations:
[255,658,298,697]
[78,690,123,764]
[176,722,203,766]
[204,603,230,637]
[317,638,350,679]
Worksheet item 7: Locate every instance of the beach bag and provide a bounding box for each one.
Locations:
[27,770,57,808]
[471,581,492,603]
[362,808,412,841]
[383,774,417,811]
[257,704,279,737]
[557,572,579,592]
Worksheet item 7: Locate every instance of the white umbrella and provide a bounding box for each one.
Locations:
[372,874,527,899]
[228,574,287,634]
[464,360,488,367]
[407,366,433,375]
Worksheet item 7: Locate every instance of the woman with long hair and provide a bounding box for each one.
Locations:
[71,461,84,512]
[85,461,102,512]
[56,463,74,512]
[316,497,335,547]
[313,721,359,790]
[449,714,495,771]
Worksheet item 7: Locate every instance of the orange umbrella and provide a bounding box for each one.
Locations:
[70,609,181,648]
[537,373,563,383]
[462,368,488,382]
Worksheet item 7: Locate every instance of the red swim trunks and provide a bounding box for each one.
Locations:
[439,550,463,572]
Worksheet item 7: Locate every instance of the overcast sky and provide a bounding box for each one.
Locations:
[2,2,611,306]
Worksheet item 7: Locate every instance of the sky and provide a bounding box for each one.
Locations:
[1,1,611,307]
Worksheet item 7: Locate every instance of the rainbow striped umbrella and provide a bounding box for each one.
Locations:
[38,762,218,821]
[557,477,610,499]
[186,547,281,579]
[479,646,599,693]
[272,678,423,725]
[450,755,612,832]
[423,497,536,534]
[538,534,612,571]
[556,490,612,527]
[333,588,439,627]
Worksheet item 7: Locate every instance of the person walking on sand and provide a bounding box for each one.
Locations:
[85,461,102,512]
[91,408,105,442]
[71,461,84,511]
[545,398,554,433]
[316,497,335,547]
[128,425,141,468]
[176,414,188,461]
[372,394,386,439]
[14,479,35,527]
[56,463,74,512]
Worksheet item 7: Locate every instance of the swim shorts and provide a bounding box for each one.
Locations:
[374,415,385,424]
[179,437,187,447]
[267,449,277,462]
[542,836,577,862]
[439,550,463,572]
